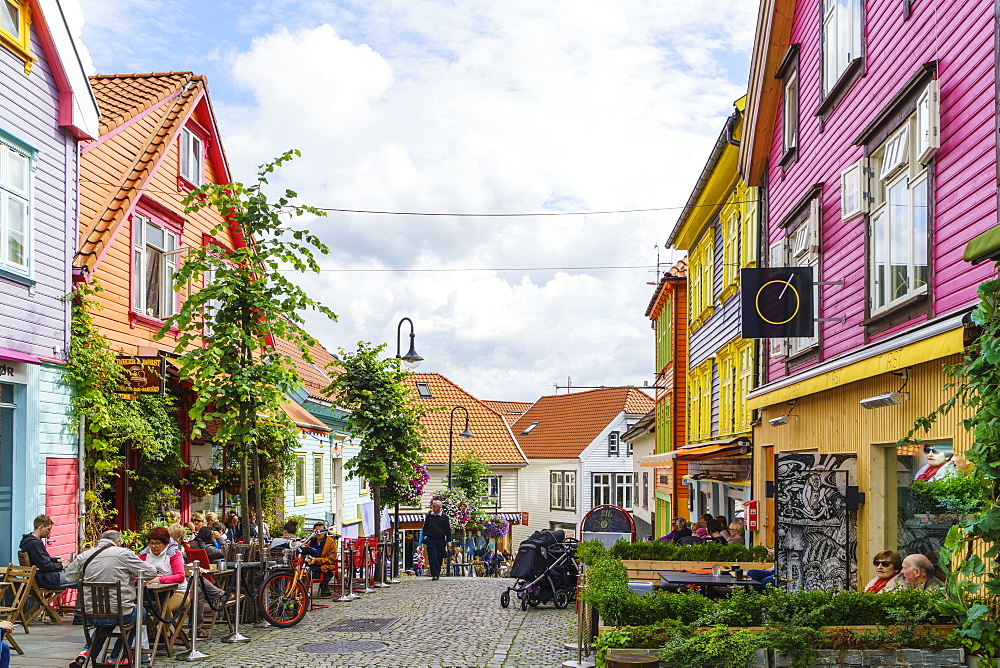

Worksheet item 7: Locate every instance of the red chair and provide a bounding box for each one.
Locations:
[184,547,215,584]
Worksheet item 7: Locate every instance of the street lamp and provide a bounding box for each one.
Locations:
[396,317,423,368]
[447,405,474,488]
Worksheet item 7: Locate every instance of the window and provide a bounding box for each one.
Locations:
[550,471,575,510]
[608,431,620,456]
[656,296,672,368]
[0,137,31,273]
[770,197,820,358]
[655,400,671,454]
[740,186,759,270]
[721,202,740,301]
[415,382,432,398]
[520,421,540,434]
[132,214,178,320]
[294,454,307,500]
[360,477,369,495]
[626,439,633,457]
[642,472,649,509]
[688,360,713,442]
[0,0,32,73]
[821,0,863,96]
[782,69,799,155]
[689,232,715,329]
[592,473,611,507]
[868,115,929,314]
[179,128,204,186]
[735,340,754,432]
[486,476,501,500]
[717,345,735,436]
[594,472,634,508]
[313,453,324,499]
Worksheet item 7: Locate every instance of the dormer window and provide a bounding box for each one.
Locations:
[415,382,432,398]
[180,128,204,186]
[520,421,540,435]
[608,431,621,456]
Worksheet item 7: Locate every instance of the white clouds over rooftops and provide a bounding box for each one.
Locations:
[74,0,755,401]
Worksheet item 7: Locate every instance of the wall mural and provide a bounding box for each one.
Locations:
[775,453,857,591]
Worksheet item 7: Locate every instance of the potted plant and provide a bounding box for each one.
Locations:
[221,469,250,495]
[185,468,218,498]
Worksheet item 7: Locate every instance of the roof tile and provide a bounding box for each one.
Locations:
[511,387,654,458]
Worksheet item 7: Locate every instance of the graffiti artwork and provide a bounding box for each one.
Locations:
[775,453,857,591]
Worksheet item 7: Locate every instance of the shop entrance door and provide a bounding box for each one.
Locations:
[775,453,858,591]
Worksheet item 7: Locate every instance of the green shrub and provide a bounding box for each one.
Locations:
[607,538,771,563]
[575,539,607,565]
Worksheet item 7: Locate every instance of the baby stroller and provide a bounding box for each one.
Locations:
[500,529,578,610]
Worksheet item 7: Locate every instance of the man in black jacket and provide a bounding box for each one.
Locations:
[19,515,73,589]
[420,500,451,580]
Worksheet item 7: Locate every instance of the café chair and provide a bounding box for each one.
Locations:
[79,581,136,668]
[17,551,70,626]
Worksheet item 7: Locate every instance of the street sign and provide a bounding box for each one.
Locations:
[114,356,166,395]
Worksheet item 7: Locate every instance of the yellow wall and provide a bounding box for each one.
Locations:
[752,354,974,589]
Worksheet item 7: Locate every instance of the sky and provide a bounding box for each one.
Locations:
[68,0,757,402]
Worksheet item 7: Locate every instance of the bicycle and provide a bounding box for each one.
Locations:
[256,530,329,627]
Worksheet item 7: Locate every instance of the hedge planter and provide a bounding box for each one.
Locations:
[770,648,964,667]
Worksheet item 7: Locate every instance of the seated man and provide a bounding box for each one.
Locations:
[896,553,944,590]
[66,530,157,663]
[19,514,74,589]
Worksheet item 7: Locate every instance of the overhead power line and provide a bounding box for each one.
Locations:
[277,264,660,273]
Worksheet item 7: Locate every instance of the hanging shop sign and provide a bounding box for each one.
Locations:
[580,504,636,547]
[740,267,815,339]
[114,356,166,395]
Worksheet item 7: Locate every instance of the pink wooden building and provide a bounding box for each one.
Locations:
[740,0,996,589]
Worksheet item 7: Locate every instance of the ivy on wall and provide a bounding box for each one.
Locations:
[898,270,1000,664]
[66,281,182,544]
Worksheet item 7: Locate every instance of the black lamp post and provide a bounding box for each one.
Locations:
[447,405,474,488]
[396,317,423,367]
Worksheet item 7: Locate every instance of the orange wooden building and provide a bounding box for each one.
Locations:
[74,73,245,527]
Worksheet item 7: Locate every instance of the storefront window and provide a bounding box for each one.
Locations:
[896,442,963,557]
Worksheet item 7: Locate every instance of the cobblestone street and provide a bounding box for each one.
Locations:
[12,576,580,668]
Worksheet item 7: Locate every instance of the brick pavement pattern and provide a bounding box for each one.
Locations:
[12,575,582,668]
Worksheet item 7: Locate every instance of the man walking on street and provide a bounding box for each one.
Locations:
[421,500,451,580]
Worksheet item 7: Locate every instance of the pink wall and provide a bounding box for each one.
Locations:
[765,0,996,381]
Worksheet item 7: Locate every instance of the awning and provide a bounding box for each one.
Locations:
[639,452,675,468]
[667,441,749,461]
[280,401,331,434]
[964,225,1000,265]
[0,348,40,364]
[392,511,522,524]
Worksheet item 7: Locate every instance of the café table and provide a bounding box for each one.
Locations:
[144,581,182,663]
[657,570,764,596]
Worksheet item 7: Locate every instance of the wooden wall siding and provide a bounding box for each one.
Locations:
[0,27,77,358]
[764,0,997,385]
[512,458,579,545]
[44,458,77,559]
[752,353,973,582]
[82,104,235,356]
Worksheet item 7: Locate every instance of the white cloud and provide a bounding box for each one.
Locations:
[76,0,752,401]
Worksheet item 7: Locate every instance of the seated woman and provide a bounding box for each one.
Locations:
[727,520,745,544]
[189,526,224,562]
[704,520,728,545]
[140,527,189,622]
[661,518,692,542]
[863,550,904,593]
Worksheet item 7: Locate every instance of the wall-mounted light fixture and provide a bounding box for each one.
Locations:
[768,400,797,427]
[861,369,909,410]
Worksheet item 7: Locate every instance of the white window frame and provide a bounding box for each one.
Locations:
[550,471,564,510]
[312,453,324,500]
[0,137,32,275]
[608,431,620,456]
[822,0,863,96]
[563,471,576,511]
[783,69,798,154]
[486,475,500,500]
[614,472,633,508]
[868,113,929,315]
[294,453,307,501]
[180,128,204,185]
[592,473,612,508]
[132,213,178,320]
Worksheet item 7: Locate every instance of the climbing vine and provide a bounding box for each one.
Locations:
[65,281,182,544]
[898,270,1000,664]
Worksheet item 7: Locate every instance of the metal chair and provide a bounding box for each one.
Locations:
[78,581,136,668]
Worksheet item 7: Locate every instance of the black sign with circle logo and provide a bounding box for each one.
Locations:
[580,504,633,534]
[740,267,815,339]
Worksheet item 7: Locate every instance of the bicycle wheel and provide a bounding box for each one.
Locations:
[258,572,308,627]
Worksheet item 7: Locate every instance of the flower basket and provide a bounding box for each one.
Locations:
[220,470,251,496]
[185,469,218,497]
[481,517,510,538]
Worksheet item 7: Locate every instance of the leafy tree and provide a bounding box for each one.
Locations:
[66,281,182,543]
[162,150,335,548]
[452,452,491,512]
[326,341,429,539]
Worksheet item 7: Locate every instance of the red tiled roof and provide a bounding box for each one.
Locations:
[408,374,527,466]
[272,332,340,400]
[481,400,534,427]
[645,256,688,317]
[511,387,654,458]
